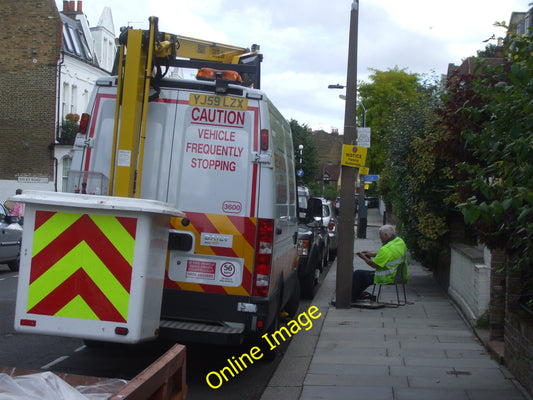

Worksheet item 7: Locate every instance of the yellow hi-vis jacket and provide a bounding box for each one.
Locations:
[373,236,408,285]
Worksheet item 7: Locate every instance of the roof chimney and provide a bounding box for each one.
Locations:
[62,0,82,16]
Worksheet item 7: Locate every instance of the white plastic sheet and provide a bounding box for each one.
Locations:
[0,372,126,400]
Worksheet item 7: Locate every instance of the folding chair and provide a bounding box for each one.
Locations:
[371,262,407,307]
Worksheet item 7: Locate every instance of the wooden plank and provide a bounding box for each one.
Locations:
[0,343,187,400]
[108,344,187,400]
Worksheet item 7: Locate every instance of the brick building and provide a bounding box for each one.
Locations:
[0,1,115,200]
[0,0,62,193]
[311,130,342,191]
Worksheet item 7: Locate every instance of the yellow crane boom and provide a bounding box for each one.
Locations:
[109,16,262,198]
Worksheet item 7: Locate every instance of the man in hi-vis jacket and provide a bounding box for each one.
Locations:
[352,224,407,302]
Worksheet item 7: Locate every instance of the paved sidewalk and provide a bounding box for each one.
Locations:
[261,213,530,400]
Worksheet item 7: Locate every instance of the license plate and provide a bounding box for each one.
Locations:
[189,94,248,110]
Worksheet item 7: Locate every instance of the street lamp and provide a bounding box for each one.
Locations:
[297,144,304,184]
[358,101,366,128]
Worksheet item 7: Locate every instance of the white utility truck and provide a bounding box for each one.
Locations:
[15,17,303,355]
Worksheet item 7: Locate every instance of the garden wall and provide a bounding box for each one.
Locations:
[448,243,491,321]
[505,309,533,396]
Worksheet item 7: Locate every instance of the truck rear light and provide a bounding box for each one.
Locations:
[20,319,36,327]
[298,239,309,256]
[115,327,129,336]
[260,129,269,151]
[328,220,335,231]
[252,219,274,297]
[78,113,90,134]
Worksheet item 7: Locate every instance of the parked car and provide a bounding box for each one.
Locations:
[335,195,359,215]
[366,196,379,208]
[321,198,338,262]
[296,187,326,299]
[333,196,340,213]
[298,186,311,220]
[0,203,23,271]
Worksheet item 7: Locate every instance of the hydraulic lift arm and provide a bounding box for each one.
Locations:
[109,17,261,198]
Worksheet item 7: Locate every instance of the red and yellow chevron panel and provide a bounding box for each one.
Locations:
[165,212,256,296]
[27,211,137,323]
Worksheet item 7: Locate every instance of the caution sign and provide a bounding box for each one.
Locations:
[341,145,367,168]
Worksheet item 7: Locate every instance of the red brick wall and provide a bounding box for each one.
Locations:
[0,0,62,180]
[505,310,533,396]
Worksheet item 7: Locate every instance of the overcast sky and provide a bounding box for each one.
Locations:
[57,0,531,132]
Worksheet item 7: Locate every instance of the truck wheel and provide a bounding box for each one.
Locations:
[260,314,280,362]
[328,247,337,262]
[284,281,300,318]
[300,270,317,299]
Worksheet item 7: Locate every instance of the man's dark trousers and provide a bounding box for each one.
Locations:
[352,270,375,301]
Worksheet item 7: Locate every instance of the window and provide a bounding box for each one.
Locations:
[68,26,81,55]
[62,156,72,192]
[103,37,108,66]
[62,82,70,119]
[77,30,93,60]
[62,24,73,52]
[71,85,78,114]
[109,39,115,67]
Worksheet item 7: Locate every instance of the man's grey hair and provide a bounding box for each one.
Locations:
[379,224,396,237]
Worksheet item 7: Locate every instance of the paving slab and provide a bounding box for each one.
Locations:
[300,385,393,400]
[304,372,409,387]
[394,387,470,400]
[260,210,530,400]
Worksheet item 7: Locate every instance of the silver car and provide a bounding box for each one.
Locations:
[0,203,23,271]
[321,198,338,261]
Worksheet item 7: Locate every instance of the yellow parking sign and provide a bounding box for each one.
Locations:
[341,145,367,168]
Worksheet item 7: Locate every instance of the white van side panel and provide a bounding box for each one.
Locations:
[258,99,298,292]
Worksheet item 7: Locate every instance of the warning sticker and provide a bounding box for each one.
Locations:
[186,260,216,280]
[168,256,244,287]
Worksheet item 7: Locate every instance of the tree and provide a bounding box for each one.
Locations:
[457,29,533,306]
[356,68,452,266]
[290,119,318,186]
[477,43,498,58]
[380,81,450,266]
[357,67,422,175]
